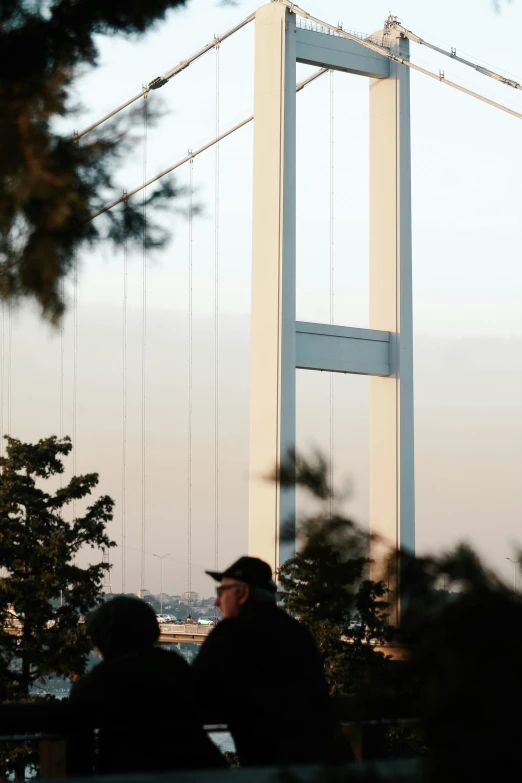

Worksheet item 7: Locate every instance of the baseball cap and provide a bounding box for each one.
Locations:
[206,556,277,592]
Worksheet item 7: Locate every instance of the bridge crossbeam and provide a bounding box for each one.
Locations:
[296,323,391,378]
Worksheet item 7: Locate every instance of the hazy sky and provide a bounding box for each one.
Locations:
[8,0,522,596]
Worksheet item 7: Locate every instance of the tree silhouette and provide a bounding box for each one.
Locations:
[0,0,190,322]
[277,450,392,696]
[0,435,115,700]
[276,448,522,768]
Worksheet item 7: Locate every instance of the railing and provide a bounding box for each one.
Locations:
[295,17,369,42]
[158,623,214,644]
[295,17,391,50]
[3,622,215,646]
[0,697,420,779]
[160,623,213,636]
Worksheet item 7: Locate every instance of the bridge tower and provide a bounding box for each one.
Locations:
[248,2,414,617]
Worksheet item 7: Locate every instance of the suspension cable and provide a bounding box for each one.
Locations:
[122,219,128,594]
[0,303,3,457]
[214,42,220,572]
[281,2,522,121]
[89,67,327,221]
[7,302,11,438]
[140,98,148,599]
[59,280,65,488]
[188,155,194,600]
[75,12,255,140]
[390,18,522,91]
[329,69,334,516]
[72,255,78,518]
[60,283,64,441]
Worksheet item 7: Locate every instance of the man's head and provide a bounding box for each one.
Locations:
[206,556,277,619]
[86,596,159,659]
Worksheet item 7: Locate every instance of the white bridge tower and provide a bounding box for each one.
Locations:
[248,2,415,613]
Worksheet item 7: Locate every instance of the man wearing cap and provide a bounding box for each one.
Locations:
[193,556,340,766]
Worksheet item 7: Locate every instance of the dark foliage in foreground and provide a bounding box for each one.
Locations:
[276,449,522,776]
[0,0,189,322]
[0,435,114,776]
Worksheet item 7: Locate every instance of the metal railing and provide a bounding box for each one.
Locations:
[0,697,420,778]
[160,623,213,636]
[295,17,368,42]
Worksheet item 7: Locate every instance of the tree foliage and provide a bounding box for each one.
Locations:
[0,0,189,322]
[277,449,522,770]
[0,435,115,700]
[277,450,393,696]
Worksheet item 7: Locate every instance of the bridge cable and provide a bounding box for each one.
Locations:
[75,11,255,140]
[122,216,128,593]
[59,279,64,490]
[140,97,148,598]
[60,280,64,443]
[214,41,220,572]
[90,68,328,221]
[0,303,3,457]
[281,2,522,121]
[187,155,194,603]
[329,69,334,517]
[6,303,11,441]
[391,18,522,92]
[71,258,78,568]
[72,254,78,522]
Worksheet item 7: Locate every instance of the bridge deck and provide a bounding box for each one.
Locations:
[3,622,214,645]
[158,623,213,644]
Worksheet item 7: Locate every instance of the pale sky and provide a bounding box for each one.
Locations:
[8,0,522,596]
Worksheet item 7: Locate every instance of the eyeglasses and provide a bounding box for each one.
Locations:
[215,582,243,598]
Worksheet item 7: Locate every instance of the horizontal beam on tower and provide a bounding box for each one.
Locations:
[295,321,391,377]
[296,28,390,79]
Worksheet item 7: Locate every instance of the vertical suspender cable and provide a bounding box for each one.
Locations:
[72,255,78,522]
[140,98,148,598]
[7,303,11,438]
[214,42,220,572]
[122,221,128,593]
[187,155,194,600]
[59,280,64,488]
[329,69,334,514]
[0,303,4,456]
[60,281,64,441]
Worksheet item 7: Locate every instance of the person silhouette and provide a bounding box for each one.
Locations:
[193,556,343,766]
[69,596,226,775]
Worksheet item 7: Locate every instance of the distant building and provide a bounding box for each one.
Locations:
[181,591,199,602]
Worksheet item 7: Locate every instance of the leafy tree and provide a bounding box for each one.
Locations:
[0,0,191,322]
[277,450,392,697]
[277,449,522,767]
[0,435,115,701]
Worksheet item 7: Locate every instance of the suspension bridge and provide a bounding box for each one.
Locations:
[4,0,521,608]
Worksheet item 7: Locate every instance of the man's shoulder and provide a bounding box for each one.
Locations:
[70,661,106,702]
[253,603,311,632]
[200,617,242,643]
[197,606,316,646]
[150,645,193,674]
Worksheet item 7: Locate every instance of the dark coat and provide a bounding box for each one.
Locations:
[69,646,226,775]
[193,601,340,766]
